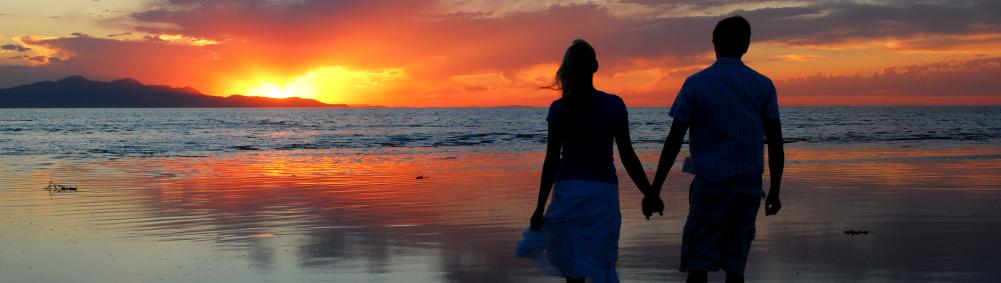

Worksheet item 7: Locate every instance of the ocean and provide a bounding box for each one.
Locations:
[2,107,999,158]
[1,107,1000,282]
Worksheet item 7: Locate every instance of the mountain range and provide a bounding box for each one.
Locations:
[0,76,346,108]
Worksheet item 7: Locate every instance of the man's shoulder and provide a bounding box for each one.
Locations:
[742,65,774,85]
[685,67,716,83]
[686,64,774,84]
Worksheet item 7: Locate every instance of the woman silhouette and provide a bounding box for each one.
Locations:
[524,39,656,283]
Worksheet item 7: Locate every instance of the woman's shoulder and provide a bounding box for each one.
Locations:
[595,90,623,101]
[595,91,626,107]
[548,98,564,110]
[546,99,563,123]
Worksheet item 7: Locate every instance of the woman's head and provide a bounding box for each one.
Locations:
[549,39,598,100]
[548,39,598,132]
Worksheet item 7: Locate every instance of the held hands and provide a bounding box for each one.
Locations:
[641,195,664,220]
[765,193,782,216]
[641,181,664,220]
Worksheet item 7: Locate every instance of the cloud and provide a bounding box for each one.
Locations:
[1,44,31,52]
[771,54,823,62]
[0,64,73,87]
[118,1,1001,71]
[777,57,1001,98]
[12,35,220,89]
[748,1,1001,47]
[8,55,55,63]
[1,0,1000,106]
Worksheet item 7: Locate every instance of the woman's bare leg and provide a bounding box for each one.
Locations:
[687,271,708,283]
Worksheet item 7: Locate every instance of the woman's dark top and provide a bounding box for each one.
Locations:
[546,91,628,184]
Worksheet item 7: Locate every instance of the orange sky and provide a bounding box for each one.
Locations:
[1,0,1000,107]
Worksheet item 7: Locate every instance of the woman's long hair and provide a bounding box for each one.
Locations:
[546,39,598,133]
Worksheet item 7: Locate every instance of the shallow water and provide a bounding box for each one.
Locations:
[2,142,1001,282]
[3,107,1001,282]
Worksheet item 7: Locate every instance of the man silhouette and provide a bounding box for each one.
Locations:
[644,15,785,283]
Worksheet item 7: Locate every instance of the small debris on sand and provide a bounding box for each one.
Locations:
[844,229,870,236]
[43,180,77,192]
[416,175,429,180]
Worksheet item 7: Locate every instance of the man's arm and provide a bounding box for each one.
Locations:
[650,119,689,195]
[764,118,784,216]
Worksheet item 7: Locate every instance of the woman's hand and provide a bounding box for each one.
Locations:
[642,196,664,220]
[530,209,544,230]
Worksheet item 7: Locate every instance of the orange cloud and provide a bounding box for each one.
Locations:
[0,0,999,106]
[776,57,1001,105]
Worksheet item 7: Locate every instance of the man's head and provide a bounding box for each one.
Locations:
[713,15,751,58]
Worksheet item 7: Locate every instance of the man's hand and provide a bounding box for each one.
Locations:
[642,196,665,220]
[765,193,782,216]
[530,210,544,230]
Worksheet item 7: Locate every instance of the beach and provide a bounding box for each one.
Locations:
[1,108,1001,282]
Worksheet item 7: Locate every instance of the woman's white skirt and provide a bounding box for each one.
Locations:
[517,179,621,282]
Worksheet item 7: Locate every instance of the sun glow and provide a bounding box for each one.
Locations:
[238,66,406,104]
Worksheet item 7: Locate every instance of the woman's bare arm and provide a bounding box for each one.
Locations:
[615,117,652,196]
[531,122,563,230]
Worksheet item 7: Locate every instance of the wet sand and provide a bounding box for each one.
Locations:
[1,144,1000,282]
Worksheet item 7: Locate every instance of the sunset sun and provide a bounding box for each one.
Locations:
[238,66,406,104]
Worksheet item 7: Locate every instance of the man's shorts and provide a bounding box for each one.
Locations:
[679,174,764,273]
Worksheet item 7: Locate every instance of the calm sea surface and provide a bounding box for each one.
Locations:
[1,107,1000,282]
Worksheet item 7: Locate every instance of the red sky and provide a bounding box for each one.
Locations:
[1,0,1000,107]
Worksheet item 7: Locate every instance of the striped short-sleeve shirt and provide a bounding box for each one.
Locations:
[669,57,780,182]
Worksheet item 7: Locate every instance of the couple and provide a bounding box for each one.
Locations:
[520,16,785,283]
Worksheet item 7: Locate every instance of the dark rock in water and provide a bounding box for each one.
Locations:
[844,229,870,235]
[43,180,77,192]
[416,175,429,180]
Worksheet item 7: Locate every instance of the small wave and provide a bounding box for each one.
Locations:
[255,119,303,127]
[229,145,260,151]
[276,143,325,150]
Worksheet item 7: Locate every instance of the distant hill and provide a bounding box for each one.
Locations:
[0,76,347,108]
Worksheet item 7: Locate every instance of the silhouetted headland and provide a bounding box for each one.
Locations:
[0,76,347,108]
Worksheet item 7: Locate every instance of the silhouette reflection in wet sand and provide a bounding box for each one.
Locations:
[1,145,1001,281]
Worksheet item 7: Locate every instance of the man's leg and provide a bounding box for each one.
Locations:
[680,177,727,275]
[724,272,744,283]
[686,271,708,283]
[720,178,763,280]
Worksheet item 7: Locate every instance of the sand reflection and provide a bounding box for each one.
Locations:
[1,143,1000,282]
